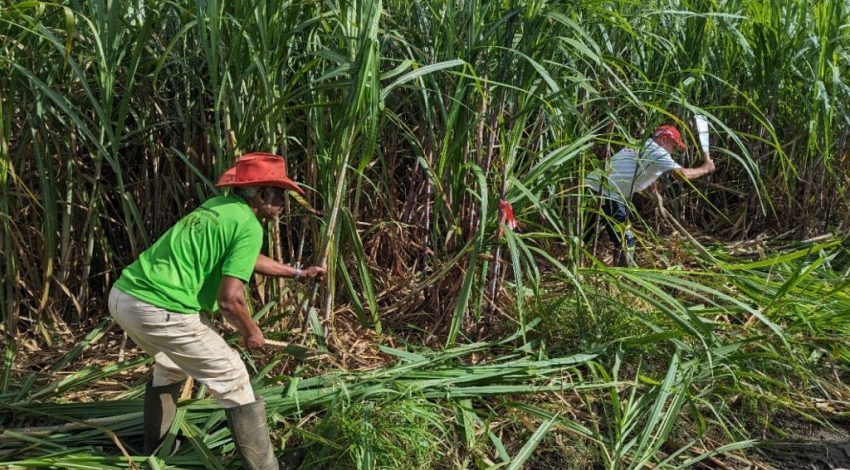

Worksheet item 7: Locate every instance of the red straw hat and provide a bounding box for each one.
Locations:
[652,125,686,150]
[216,153,305,195]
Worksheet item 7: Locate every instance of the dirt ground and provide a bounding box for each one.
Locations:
[755,436,850,470]
[718,424,850,470]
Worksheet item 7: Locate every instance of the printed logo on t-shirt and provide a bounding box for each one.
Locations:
[180,207,221,233]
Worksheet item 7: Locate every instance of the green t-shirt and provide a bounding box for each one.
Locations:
[114,195,262,313]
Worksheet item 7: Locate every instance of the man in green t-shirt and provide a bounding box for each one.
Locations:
[108,153,325,469]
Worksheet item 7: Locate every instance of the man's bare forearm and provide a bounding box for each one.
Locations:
[254,254,327,280]
[674,153,715,181]
[255,253,299,277]
[219,296,260,336]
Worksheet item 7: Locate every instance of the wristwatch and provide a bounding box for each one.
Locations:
[294,267,302,279]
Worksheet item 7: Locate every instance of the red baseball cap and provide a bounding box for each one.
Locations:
[216,153,305,195]
[652,125,686,150]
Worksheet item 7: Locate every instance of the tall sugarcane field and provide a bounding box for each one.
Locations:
[2,0,850,469]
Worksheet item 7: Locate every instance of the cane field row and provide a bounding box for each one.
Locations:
[1,0,849,469]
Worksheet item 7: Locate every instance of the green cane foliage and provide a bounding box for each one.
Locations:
[0,50,15,394]
[446,163,487,346]
[1,0,846,339]
[504,414,558,470]
[339,209,379,330]
[179,419,226,470]
[49,318,116,373]
[0,341,609,468]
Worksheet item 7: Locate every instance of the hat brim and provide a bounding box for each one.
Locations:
[215,169,306,196]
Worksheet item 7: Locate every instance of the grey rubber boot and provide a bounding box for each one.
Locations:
[143,381,183,455]
[225,398,280,470]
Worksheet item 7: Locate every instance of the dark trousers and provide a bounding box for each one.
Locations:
[583,197,636,250]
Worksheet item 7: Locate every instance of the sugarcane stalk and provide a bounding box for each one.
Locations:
[306,122,355,347]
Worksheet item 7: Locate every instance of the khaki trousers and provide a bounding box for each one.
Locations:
[108,287,255,408]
